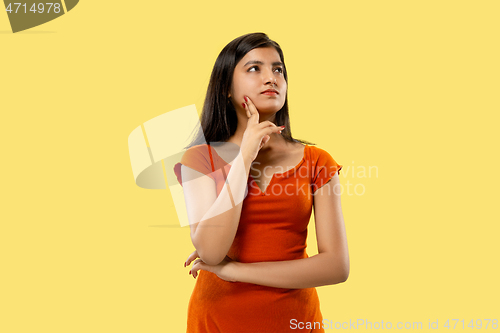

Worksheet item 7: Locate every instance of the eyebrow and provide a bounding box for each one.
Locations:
[243,60,284,67]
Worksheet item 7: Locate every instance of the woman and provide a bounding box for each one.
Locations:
[174,32,349,332]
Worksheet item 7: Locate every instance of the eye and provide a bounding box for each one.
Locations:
[248,66,259,72]
[274,67,284,74]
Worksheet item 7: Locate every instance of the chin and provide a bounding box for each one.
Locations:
[255,102,285,114]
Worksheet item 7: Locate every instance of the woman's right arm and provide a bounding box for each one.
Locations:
[181,96,283,266]
[181,151,252,266]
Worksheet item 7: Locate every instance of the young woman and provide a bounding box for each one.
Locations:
[174,32,349,333]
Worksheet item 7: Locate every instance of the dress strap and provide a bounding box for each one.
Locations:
[207,144,215,172]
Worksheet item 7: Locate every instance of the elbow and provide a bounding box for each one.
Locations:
[332,268,349,285]
[192,236,226,266]
[330,257,350,284]
[340,260,350,283]
[197,249,225,266]
[338,267,350,283]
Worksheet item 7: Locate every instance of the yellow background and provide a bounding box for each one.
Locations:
[1,1,499,332]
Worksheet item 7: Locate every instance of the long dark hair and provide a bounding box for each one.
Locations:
[185,32,315,149]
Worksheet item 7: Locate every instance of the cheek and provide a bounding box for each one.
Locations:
[235,83,258,99]
[281,83,288,98]
[231,81,245,98]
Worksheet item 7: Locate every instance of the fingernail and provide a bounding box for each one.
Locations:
[184,262,186,267]
[244,96,248,102]
[280,126,285,129]
[189,271,191,275]
[242,103,245,108]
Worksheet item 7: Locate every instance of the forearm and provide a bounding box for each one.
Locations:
[234,253,349,289]
[192,152,252,265]
[193,201,243,265]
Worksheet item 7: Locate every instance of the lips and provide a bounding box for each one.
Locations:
[261,89,279,94]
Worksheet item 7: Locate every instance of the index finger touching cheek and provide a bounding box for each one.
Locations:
[244,95,255,106]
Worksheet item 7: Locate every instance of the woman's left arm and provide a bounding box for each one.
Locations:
[186,173,349,289]
[234,172,349,289]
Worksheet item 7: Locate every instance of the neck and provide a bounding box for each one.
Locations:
[230,132,285,152]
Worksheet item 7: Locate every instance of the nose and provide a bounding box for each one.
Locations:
[263,68,277,86]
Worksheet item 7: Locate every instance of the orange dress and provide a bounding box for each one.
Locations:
[174,143,342,333]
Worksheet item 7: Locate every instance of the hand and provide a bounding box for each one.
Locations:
[184,250,239,282]
[240,95,285,163]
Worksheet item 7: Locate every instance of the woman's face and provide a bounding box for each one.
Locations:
[230,47,287,115]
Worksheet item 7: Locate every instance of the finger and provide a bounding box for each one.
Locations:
[247,106,256,122]
[185,251,198,267]
[260,125,284,139]
[190,263,200,278]
[244,96,259,123]
[191,261,205,279]
[186,251,198,264]
[244,103,251,118]
[190,266,198,278]
[192,258,203,266]
[244,96,256,111]
[256,120,280,130]
[242,102,251,118]
[185,251,199,267]
[255,124,282,149]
